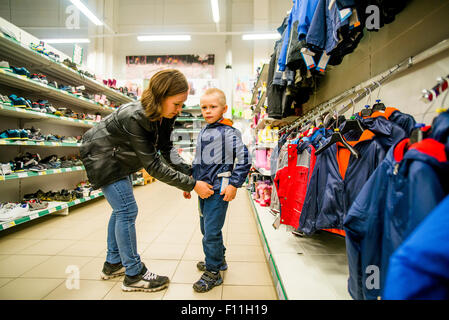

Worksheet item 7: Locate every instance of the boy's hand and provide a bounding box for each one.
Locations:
[183,191,191,199]
[221,185,237,202]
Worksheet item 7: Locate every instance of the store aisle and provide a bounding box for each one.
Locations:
[0,181,278,300]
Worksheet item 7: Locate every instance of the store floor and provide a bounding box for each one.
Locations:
[0,181,278,300]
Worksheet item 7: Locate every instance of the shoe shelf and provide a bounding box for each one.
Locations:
[251,63,269,105]
[0,104,96,128]
[0,69,116,114]
[172,128,202,134]
[252,161,271,176]
[0,34,133,105]
[0,166,85,182]
[182,105,201,111]
[175,117,205,122]
[0,139,81,148]
[0,178,144,232]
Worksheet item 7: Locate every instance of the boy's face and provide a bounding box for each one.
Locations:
[200,93,228,124]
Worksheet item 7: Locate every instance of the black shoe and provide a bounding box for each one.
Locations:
[197,258,228,272]
[121,263,169,292]
[101,261,125,280]
[193,270,223,293]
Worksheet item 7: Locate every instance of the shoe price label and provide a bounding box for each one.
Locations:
[48,207,58,213]
[30,213,39,220]
[2,221,15,229]
[18,172,28,178]
[74,199,81,204]
[54,169,61,173]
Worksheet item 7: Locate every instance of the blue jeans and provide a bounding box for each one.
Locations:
[101,176,142,276]
[199,192,229,272]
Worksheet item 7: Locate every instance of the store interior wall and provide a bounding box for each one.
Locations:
[303,0,449,125]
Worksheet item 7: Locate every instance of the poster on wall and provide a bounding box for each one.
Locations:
[125,54,217,103]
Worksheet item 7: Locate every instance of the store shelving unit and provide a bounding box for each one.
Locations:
[0,178,144,232]
[0,166,85,182]
[0,104,96,128]
[0,33,133,105]
[250,64,269,106]
[0,18,138,232]
[247,189,287,300]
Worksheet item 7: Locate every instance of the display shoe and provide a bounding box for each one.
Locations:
[193,270,223,293]
[101,261,125,280]
[27,199,48,211]
[196,258,228,272]
[121,263,170,292]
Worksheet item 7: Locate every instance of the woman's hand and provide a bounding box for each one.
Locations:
[193,181,214,199]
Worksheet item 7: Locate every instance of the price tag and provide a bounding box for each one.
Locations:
[316,52,331,72]
[49,207,58,213]
[54,169,61,173]
[18,172,28,178]
[74,199,81,204]
[2,221,15,229]
[349,8,361,29]
[301,48,316,69]
[339,8,352,22]
[30,213,39,220]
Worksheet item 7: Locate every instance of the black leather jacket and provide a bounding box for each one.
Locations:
[80,101,196,191]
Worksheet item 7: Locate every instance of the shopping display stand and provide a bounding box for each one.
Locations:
[0,18,138,232]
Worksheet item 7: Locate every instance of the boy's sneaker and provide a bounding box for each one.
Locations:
[121,263,169,292]
[196,258,228,272]
[193,270,223,293]
[101,261,125,280]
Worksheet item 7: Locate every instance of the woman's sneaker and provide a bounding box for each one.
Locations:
[101,261,125,280]
[121,263,169,292]
[193,270,223,293]
[196,258,228,272]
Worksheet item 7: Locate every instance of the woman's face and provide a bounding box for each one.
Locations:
[161,92,188,118]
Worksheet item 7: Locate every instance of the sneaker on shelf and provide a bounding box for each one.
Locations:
[0,203,29,221]
[24,190,45,201]
[0,163,12,175]
[39,74,48,85]
[26,199,48,211]
[121,263,169,292]
[0,129,21,140]
[101,261,126,280]
[11,66,30,78]
[61,136,78,144]
[193,270,223,293]
[8,95,28,108]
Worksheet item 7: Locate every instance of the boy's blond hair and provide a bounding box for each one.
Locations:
[202,88,227,107]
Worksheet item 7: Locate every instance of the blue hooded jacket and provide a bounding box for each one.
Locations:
[343,134,449,300]
[383,194,449,300]
[192,119,251,191]
[278,0,320,71]
[298,129,386,235]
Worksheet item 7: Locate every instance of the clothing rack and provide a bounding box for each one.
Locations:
[421,74,449,103]
[284,38,449,134]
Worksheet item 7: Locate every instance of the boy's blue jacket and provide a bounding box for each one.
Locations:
[192,119,251,191]
[383,194,449,300]
[343,135,449,300]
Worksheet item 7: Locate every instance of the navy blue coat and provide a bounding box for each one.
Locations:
[383,194,449,300]
[298,130,386,235]
[343,136,449,300]
[192,120,251,191]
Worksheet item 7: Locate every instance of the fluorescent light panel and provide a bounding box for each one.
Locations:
[211,0,220,23]
[242,33,281,40]
[70,0,103,26]
[137,35,191,42]
[42,38,90,44]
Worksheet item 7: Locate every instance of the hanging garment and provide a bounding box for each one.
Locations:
[271,140,290,214]
[298,129,386,236]
[358,107,416,136]
[343,134,449,300]
[275,143,317,229]
[278,0,320,72]
[383,194,449,300]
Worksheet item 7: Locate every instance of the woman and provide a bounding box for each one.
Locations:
[80,69,214,292]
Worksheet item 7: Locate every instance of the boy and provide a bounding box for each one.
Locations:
[183,88,251,292]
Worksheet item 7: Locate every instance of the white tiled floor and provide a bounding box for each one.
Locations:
[0,181,352,300]
[0,181,277,300]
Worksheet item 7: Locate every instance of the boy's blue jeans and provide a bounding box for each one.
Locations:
[199,191,229,272]
[101,175,142,277]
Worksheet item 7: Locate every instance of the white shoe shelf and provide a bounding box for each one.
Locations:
[0,178,144,232]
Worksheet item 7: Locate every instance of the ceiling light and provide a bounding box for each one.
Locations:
[242,33,281,40]
[211,0,220,23]
[137,35,192,42]
[42,38,90,44]
[70,0,103,26]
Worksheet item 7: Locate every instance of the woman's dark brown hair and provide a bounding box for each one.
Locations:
[141,69,189,121]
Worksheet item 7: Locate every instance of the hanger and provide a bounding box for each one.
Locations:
[360,87,373,117]
[340,99,364,135]
[315,108,360,158]
[372,99,386,111]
